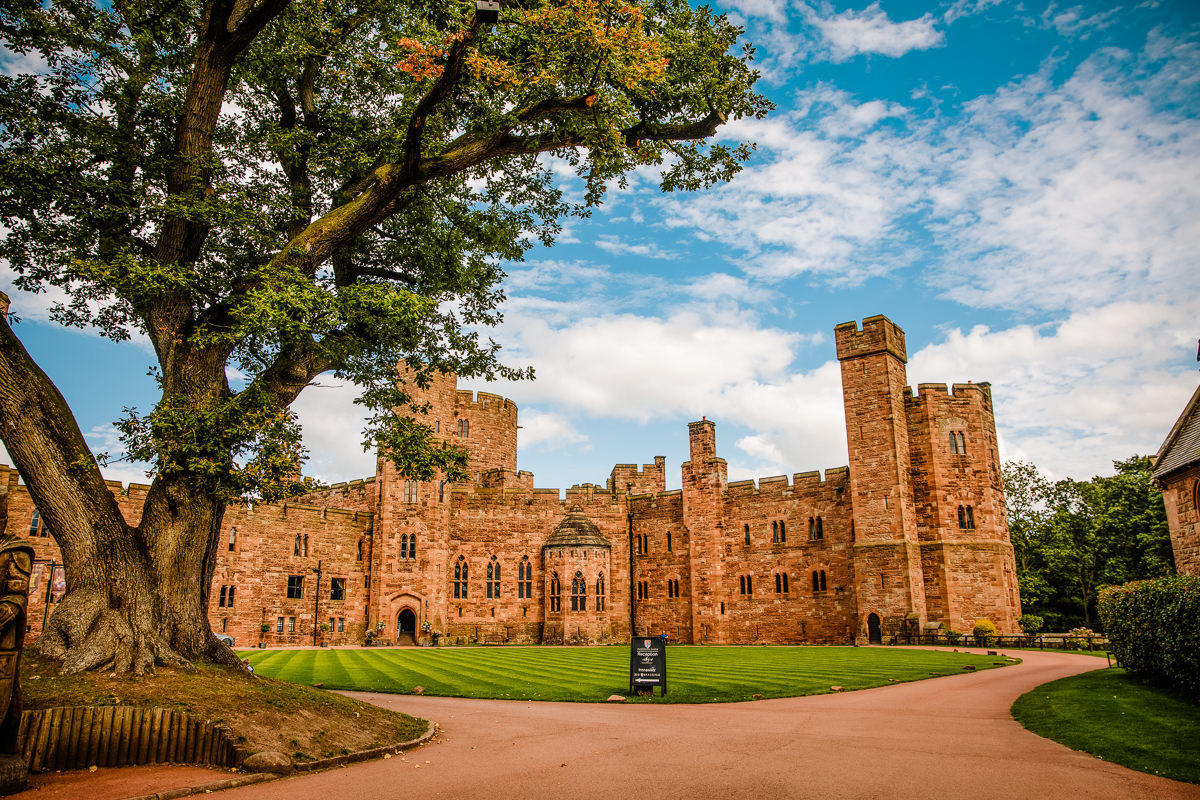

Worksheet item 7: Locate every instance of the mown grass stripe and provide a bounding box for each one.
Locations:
[246,646,1011,703]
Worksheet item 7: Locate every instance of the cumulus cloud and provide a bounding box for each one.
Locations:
[518,409,590,451]
[909,301,1198,479]
[803,3,945,61]
[660,31,1200,319]
[290,377,376,484]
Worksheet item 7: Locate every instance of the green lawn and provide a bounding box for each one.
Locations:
[241,645,1014,703]
[1012,667,1200,784]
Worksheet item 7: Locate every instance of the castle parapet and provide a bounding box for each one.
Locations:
[835,315,907,363]
[609,456,666,495]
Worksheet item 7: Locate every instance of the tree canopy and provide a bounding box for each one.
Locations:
[0,0,770,673]
[1002,456,1174,631]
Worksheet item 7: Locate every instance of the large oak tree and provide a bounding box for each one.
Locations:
[0,0,769,673]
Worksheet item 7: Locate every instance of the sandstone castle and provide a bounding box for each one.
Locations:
[10,314,1022,646]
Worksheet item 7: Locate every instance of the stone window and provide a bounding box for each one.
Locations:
[458,418,469,437]
[357,539,364,562]
[550,572,561,611]
[719,602,725,615]
[771,521,779,543]
[780,520,786,543]
[949,431,966,455]
[596,573,606,611]
[403,480,418,503]
[454,556,468,598]
[518,556,533,599]
[293,534,302,556]
[338,617,345,632]
[330,577,346,601]
[957,505,976,530]
[775,573,789,594]
[439,481,445,502]
[743,524,751,546]
[666,531,673,552]
[809,517,823,540]
[487,556,501,599]
[811,570,827,593]
[286,575,303,598]
[228,527,236,552]
[277,617,284,633]
[570,571,586,611]
[218,585,228,607]
[287,617,296,633]
[739,574,753,596]
[28,509,42,538]
[435,421,440,433]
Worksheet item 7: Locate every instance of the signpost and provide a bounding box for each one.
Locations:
[629,636,667,695]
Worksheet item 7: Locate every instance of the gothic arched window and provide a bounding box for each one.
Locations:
[570,571,586,611]
[454,556,468,598]
[487,556,500,599]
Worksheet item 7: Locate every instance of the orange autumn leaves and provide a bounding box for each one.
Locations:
[395,0,668,93]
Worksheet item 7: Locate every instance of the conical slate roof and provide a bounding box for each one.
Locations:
[543,505,611,549]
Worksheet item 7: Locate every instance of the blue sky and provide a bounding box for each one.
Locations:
[3,0,1199,493]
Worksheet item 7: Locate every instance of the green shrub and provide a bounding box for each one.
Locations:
[1099,576,1200,701]
[972,618,997,647]
[1018,614,1044,634]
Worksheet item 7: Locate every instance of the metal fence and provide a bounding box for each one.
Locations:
[887,633,1109,651]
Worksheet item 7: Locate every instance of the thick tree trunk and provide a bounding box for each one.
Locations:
[0,295,238,674]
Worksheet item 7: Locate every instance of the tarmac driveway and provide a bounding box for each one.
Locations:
[219,648,1200,800]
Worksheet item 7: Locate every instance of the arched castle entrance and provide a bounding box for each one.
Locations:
[867,613,882,644]
[397,608,417,645]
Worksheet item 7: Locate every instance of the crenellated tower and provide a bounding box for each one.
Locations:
[681,418,728,643]
[835,316,928,642]
[905,381,1020,633]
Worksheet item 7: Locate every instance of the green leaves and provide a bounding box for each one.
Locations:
[0,0,767,494]
[1003,457,1174,631]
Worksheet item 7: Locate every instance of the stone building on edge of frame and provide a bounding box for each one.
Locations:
[9,315,1022,647]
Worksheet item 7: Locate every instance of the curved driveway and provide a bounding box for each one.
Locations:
[221,649,1199,800]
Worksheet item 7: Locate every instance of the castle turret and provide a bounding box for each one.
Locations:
[681,418,727,643]
[836,316,927,642]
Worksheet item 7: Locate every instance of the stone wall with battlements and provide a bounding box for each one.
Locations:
[3,313,1022,650]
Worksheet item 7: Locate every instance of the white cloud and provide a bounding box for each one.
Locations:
[804,3,945,62]
[909,301,1198,479]
[661,32,1200,319]
[1040,4,1119,36]
[594,235,678,260]
[518,409,589,451]
[290,377,376,483]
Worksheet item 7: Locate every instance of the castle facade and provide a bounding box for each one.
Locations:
[11,315,1022,646]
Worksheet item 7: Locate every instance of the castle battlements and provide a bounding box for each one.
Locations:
[834,315,907,363]
[455,390,517,415]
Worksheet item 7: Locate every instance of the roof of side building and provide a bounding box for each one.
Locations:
[1153,383,1200,481]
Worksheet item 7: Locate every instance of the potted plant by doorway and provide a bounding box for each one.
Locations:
[319,622,329,646]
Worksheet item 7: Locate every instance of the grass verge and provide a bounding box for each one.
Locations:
[242,645,1015,703]
[1011,666,1200,784]
[20,651,427,762]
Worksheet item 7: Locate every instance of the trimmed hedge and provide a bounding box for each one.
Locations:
[1098,576,1200,701]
